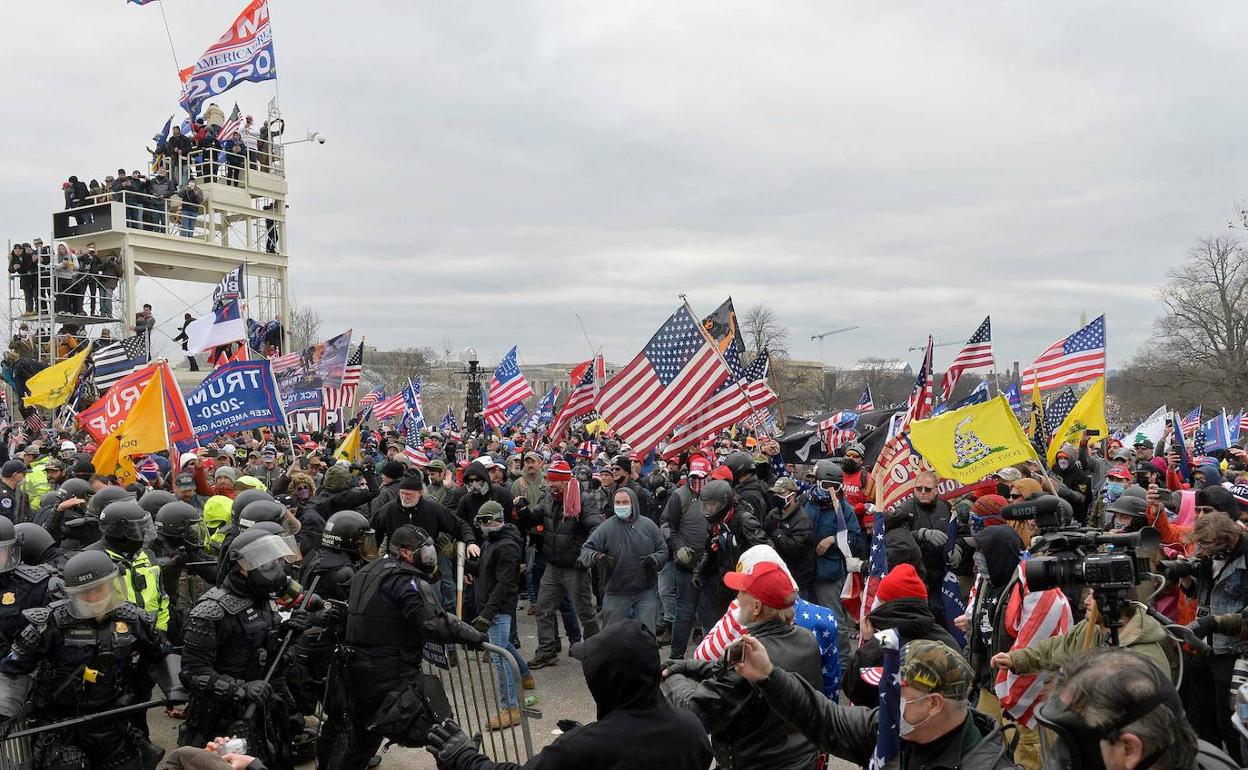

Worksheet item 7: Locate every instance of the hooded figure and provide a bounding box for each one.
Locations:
[1051,443,1091,523]
[310,463,377,517]
[455,460,514,534]
[966,525,1024,688]
[425,620,712,770]
[578,485,668,631]
[1193,462,1224,490]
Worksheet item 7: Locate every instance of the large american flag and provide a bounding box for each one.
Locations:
[818,410,859,454]
[482,346,534,428]
[994,567,1072,727]
[371,391,407,421]
[869,629,902,770]
[1179,406,1202,439]
[323,342,363,411]
[1021,315,1106,392]
[550,361,597,442]
[940,316,994,402]
[92,335,150,390]
[23,410,45,433]
[898,336,934,433]
[860,511,888,630]
[596,306,733,455]
[665,347,777,454]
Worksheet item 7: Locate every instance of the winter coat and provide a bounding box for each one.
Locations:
[805,497,864,584]
[883,507,925,579]
[455,460,515,532]
[663,619,822,770]
[733,476,772,532]
[470,522,523,623]
[660,486,708,570]
[373,495,474,549]
[764,502,816,590]
[696,500,770,599]
[1006,608,1173,680]
[1197,534,1248,654]
[534,488,601,569]
[840,598,960,707]
[759,667,1020,770]
[579,487,667,595]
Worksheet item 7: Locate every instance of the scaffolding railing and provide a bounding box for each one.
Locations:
[7,243,125,364]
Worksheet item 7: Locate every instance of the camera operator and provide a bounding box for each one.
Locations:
[1036,648,1237,770]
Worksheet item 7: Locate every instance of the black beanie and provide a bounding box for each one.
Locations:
[399,472,424,491]
[614,456,632,475]
[1196,485,1238,519]
[380,460,406,480]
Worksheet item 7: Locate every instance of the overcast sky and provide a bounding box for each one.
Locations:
[3,2,1246,372]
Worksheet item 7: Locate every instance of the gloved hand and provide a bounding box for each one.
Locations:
[425,719,476,767]
[469,616,491,633]
[691,572,703,590]
[915,528,949,549]
[239,680,273,703]
[675,546,696,569]
[1187,614,1217,638]
[594,551,616,572]
[318,603,345,628]
[844,556,864,574]
[640,554,661,573]
[436,532,457,559]
[662,658,713,680]
[283,609,314,634]
[555,719,582,733]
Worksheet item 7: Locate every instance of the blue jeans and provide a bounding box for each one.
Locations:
[180,209,197,237]
[529,549,582,642]
[600,589,660,632]
[488,614,530,709]
[437,554,456,613]
[658,562,677,625]
[670,568,721,658]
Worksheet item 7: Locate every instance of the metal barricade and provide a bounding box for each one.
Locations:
[0,723,34,770]
[421,642,536,764]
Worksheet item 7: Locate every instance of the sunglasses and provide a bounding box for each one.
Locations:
[1195,505,1217,515]
[914,486,935,493]
[1009,493,1024,500]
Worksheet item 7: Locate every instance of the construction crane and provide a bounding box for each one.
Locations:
[811,326,860,363]
[907,339,965,351]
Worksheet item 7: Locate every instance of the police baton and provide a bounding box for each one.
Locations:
[455,542,465,618]
[4,698,169,739]
[240,573,322,723]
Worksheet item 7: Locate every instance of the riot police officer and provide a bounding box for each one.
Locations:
[15,522,68,570]
[87,501,170,632]
[0,551,183,770]
[214,497,289,585]
[179,528,322,770]
[151,501,216,646]
[137,490,177,521]
[38,476,93,529]
[324,525,485,770]
[0,517,55,655]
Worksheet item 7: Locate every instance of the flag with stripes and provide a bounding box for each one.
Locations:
[869,629,902,770]
[1238,410,1248,438]
[818,410,859,454]
[597,306,733,455]
[1172,410,1195,484]
[323,342,363,411]
[1021,315,1106,392]
[1231,410,1245,445]
[1200,410,1233,453]
[400,409,431,468]
[940,316,994,402]
[857,385,874,412]
[1180,406,1202,439]
[860,511,888,630]
[875,434,919,513]
[488,402,528,432]
[91,335,150,390]
[357,386,384,408]
[371,392,407,421]
[994,566,1072,728]
[665,348,778,454]
[524,386,560,433]
[481,346,534,427]
[1042,387,1078,438]
[24,410,45,433]
[439,407,461,440]
[402,379,426,429]
[218,103,242,141]
[898,336,934,433]
[551,361,598,442]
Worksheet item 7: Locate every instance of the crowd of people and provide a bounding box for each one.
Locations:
[8,239,124,320]
[0,411,1239,770]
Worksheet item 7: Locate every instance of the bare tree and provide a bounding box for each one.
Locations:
[369,346,439,393]
[287,302,322,352]
[742,303,790,359]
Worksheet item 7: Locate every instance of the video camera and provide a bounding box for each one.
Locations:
[1157,556,1209,582]
[1000,494,1067,533]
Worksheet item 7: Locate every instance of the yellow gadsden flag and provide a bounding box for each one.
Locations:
[1046,378,1107,466]
[908,395,1036,485]
[334,424,361,463]
[92,373,169,485]
[22,344,92,409]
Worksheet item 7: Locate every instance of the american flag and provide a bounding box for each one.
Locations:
[91,335,150,390]
[524,385,560,433]
[869,629,902,770]
[1231,410,1245,445]
[482,346,534,428]
[371,391,407,421]
[596,305,732,455]
[1043,387,1078,438]
[857,385,874,412]
[1171,410,1195,484]
[860,511,888,630]
[665,347,778,454]
[400,410,431,468]
[1238,410,1248,437]
[402,379,426,429]
[550,361,598,442]
[994,566,1072,727]
[1021,315,1106,392]
[818,410,859,454]
[875,434,918,512]
[940,316,994,402]
[218,103,242,141]
[1179,406,1202,439]
[898,336,934,433]
[439,407,461,440]
[23,410,45,432]
[323,342,364,411]
[941,517,968,647]
[357,386,385,408]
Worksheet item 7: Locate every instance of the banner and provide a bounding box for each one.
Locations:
[270,330,353,411]
[213,262,246,306]
[1128,405,1168,448]
[186,298,246,354]
[288,407,341,435]
[179,0,277,117]
[23,345,92,409]
[77,362,195,445]
[909,396,1035,485]
[183,360,286,441]
[1046,378,1107,465]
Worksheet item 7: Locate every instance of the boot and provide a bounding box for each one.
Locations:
[488,707,522,731]
[655,621,672,646]
[526,654,558,669]
[521,674,536,691]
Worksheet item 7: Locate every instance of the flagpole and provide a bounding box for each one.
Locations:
[156,1,182,79]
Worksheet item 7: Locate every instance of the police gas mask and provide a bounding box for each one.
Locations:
[390,533,437,574]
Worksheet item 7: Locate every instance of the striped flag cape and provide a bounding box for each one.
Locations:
[596,305,732,455]
[482,346,534,429]
[666,347,777,455]
[869,629,902,770]
[994,566,1072,727]
[91,335,150,390]
[550,359,599,442]
[940,316,994,402]
[1022,315,1106,392]
[898,336,933,434]
[324,342,364,411]
[371,392,407,421]
[857,385,874,412]
[874,434,920,512]
[400,410,431,468]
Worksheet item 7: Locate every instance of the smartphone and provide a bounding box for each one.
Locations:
[725,639,747,665]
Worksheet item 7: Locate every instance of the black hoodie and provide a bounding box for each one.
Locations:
[455,460,515,534]
[840,597,959,707]
[969,525,1023,687]
[450,620,712,770]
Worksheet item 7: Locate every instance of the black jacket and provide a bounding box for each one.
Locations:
[533,489,601,569]
[373,496,474,548]
[695,502,769,599]
[840,597,960,707]
[455,461,515,534]
[661,486,707,570]
[883,507,925,579]
[764,503,816,589]
[470,523,523,623]
[733,476,771,532]
[663,619,822,770]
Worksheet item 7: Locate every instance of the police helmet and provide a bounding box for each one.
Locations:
[155,501,206,546]
[0,517,17,573]
[322,510,377,559]
[57,477,93,503]
[88,485,134,516]
[722,451,757,483]
[699,479,736,519]
[239,499,287,529]
[227,526,295,569]
[138,489,177,518]
[14,523,54,566]
[62,550,125,619]
[388,524,436,575]
[99,501,152,544]
[814,459,844,485]
[231,489,274,523]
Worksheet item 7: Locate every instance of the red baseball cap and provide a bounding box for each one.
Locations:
[688,455,712,477]
[711,465,734,482]
[723,561,796,609]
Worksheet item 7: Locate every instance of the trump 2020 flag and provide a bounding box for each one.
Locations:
[183,360,285,441]
[942,517,968,647]
[179,0,277,117]
[213,262,246,306]
[185,298,246,355]
[524,385,560,432]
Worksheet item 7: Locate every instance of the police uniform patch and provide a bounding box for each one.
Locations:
[115,621,128,634]
[1,498,12,509]
[1,593,14,605]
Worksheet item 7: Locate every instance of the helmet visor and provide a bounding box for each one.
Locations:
[0,540,19,573]
[236,534,296,571]
[701,500,724,518]
[359,531,378,561]
[65,573,126,619]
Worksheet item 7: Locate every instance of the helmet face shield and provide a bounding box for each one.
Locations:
[0,539,19,573]
[235,534,296,571]
[65,573,126,619]
[359,531,378,561]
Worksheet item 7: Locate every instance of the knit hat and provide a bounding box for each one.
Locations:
[380,460,407,480]
[399,473,423,491]
[1010,478,1044,499]
[970,494,1007,524]
[876,563,928,603]
[214,466,239,482]
[613,456,632,475]
[426,459,447,472]
[546,460,572,480]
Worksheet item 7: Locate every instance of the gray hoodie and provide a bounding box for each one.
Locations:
[579,486,668,595]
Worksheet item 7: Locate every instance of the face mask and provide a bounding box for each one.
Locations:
[1106,481,1125,498]
[842,460,860,474]
[469,480,488,495]
[296,488,312,502]
[248,563,288,594]
[1057,459,1070,471]
[811,485,831,503]
[479,522,504,535]
[898,693,936,737]
[613,505,632,519]
[688,476,706,496]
